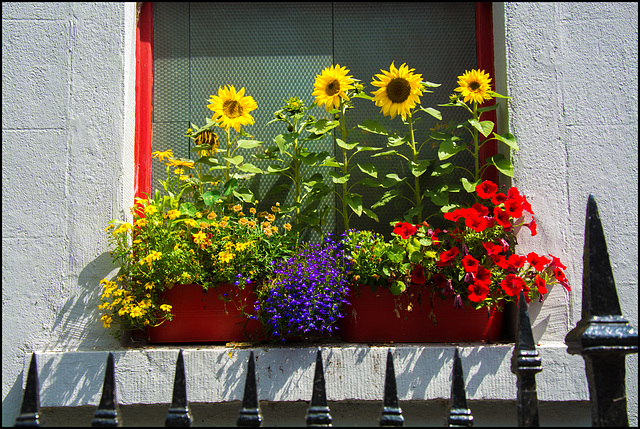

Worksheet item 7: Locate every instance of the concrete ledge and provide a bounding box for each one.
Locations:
[26,342,588,408]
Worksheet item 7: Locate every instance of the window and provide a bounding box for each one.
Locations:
[137,2,497,235]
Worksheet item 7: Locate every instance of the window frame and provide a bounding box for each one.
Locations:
[134,1,498,201]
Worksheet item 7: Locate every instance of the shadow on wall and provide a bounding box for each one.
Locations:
[50,252,121,351]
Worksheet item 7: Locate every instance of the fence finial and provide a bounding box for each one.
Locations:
[305,348,332,427]
[92,352,121,427]
[14,353,42,427]
[237,351,263,427]
[379,349,404,427]
[166,349,193,427]
[447,348,473,427]
[565,194,638,426]
[511,290,542,427]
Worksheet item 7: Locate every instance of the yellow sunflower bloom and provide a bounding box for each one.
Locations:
[312,64,355,112]
[152,149,174,162]
[454,69,493,104]
[371,62,424,121]
[207,85,258,133]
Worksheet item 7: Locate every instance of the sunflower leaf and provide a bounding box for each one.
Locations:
[236,139,263,149]
[492,132,519,151]
[357,163,377,178]
[468,119,494,138]
[328,171,350,184]
[336,138,359,150]
[438,137,465,160]
[488,154,515,177]
[306,119,339,134]
[417,106,442,120]
[358,119,388,135]
[345,193,363,216]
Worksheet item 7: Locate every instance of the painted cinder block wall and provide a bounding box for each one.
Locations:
[2,2,637,426]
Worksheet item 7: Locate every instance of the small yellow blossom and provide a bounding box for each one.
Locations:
[160,304,172,312]
[192,231,208,244]
[152,149,174,162]
[144,205,157,216]
[165,209,181,220]
[218,251,235,263]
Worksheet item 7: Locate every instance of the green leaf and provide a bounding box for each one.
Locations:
[237,139,263,149]
[180,202,197,217]
[202,191,219,206]
[238,163,263,174]
[223,178,238,196]
[460,177,481,193]
[371,189,400,208]
[358,119,388,135]
[418,106,442,120]
[438,137,465,160]
[492,132,519,151]
[431,163,454,176]
[387,135,406,147]
[381,174,406,187]
[328,171,350,184]
[411,159,431,177]
[345,193,363,216]
[390,280,406,296]
[222,155,243,165]
[267,165,290,173]
[468,118,494,138]
[409,250,423,263]
[371,149,400,158]
[336,138,359,151]
[307,119,339,134]
[362,207,379,222]
[233,187,254,203]
[388,245,405,264]
[489,154,515,177]
[355,178,382,188]
[195,156,220,167]
[357,163,377,178]
[320,159,342,168]
[298,152,318,166]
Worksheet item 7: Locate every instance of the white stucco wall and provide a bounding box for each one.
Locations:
[2,2,637,426]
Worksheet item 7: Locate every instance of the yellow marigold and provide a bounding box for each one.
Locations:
[248,220,256,228]
[192,230,207,244]
[218,251,235,263]
[113,223,132,235]
[284,223,292,231]
[207,212,217,220]
[160,304,172,312]
[101,314,112,328]
[165,209,181,220]
[144,282,154,290]
[129,306,145,318]
[144,205,157,216]
[185,218,198,228]
[249,207,256,215]
[238,217,249,226]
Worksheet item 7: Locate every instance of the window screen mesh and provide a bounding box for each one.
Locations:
[153,2,477,237]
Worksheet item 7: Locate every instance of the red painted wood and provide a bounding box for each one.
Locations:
[134,2,153,201]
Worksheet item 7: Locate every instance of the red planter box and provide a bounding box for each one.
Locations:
[147,283,264,343]
[340,285,504,343]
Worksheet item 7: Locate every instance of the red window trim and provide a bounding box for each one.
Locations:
[134,2,153,201]
[133,2,497,197]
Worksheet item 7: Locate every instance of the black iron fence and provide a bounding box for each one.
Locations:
[14,196,638,427]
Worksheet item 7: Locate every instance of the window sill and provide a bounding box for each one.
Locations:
[28,342,588,408]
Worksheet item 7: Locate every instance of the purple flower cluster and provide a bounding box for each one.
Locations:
[253,238,350,342]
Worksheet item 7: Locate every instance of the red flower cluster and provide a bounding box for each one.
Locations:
[394,180,570,310]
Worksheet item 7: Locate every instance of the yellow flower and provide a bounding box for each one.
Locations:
[165,209,181,220]
[371,62,423,120]
[152,149,174,162]
[144,205,157,216]
[167,158,195,169]
[192,230,207,244]
[195,130,219,156]
[284,223,292,231]
[218,251,235,264]
[312,64,355,112]
[144,282,154,290]
[207,85,258,132]
[113,223,132,235]
[454,69,493,104]
[238,217,249,226]
[185,218,198,228]
[160,304,172,312]
[144,250,162,265]
[207,212,217,220]
[101,314,112,328]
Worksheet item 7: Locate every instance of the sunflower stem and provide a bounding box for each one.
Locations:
[339,102,350,231]
[408,114,422,224]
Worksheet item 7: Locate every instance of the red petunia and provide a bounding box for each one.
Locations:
[501,273,527,297]
[468,281,490,302]
[492,254,510,270]
[411,264,427,285]
[465,212,488,232]
[475,266,492,286]
[522,195,534,214]
[524,218,537,236]
[437,246,459,266]
[507,254,527,269]
[483,241,503,256]
[493,206,511,228]
[491,192,508,205]
[534,275,547,295]
[432,273,446,289]
[553,267,568,283]
[504,196,524,218]
[549,254,567,270]
[476,180,498,200]
[461,255,480,273]
[527,252,551,271]
[393,222,418,239]
[471,203,490,217]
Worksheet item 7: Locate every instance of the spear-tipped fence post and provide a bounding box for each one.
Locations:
[237,351,263,427]
[565,195,638,427]
[379,349,404,427]
[165,349,192,427]
[511,290,542,426]
[14,353,42,427]
[447,348,473,427]
[92,352,121,427]
[306,348,332,427]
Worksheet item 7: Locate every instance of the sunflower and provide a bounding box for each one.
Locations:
[207,85,258,133]
[312,64,355,112]
[454,69,493,104]
[371,62,423,121]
